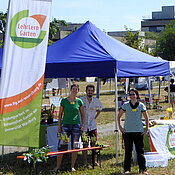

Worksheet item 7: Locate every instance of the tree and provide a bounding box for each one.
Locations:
[0,11,7,48]
[122,26,155,55]
[156,21,175,61]
[145,31,159,40]
[49,18,67,40]
[122,26,143,50]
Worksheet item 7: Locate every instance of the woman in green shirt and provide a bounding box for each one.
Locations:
[54,84,85,172]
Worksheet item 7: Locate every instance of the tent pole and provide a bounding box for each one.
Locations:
[68,78,71,95]
[168,76,171,118]
[125,78,129,94]
[96,78,100,99]
[115,72,119,164]
[158,77,162,103]
[110,78,112,91]
[147,77,152,109]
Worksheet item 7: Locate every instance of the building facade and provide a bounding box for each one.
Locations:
[141,6,175,32]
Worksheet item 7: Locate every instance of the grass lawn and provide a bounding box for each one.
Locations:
[0,80,174,174]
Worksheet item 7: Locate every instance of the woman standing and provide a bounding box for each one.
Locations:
[54,84,85,172]
[118,89,149,174]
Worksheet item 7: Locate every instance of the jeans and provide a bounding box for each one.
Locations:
[123,132,146,172]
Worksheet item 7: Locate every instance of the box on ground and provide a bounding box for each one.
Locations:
[144,152,168,167]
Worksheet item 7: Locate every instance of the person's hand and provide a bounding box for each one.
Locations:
[58,127,61,133]
[142,130,148,136]
[80,125,84,131]
[119,126,125,134]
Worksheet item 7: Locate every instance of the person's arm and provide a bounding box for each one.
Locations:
[95,110,101,119]
[95,99,103,119]
[142,111,149,136]
[79,105,85,131]
[118,109,125,133]
[58,105,64,133]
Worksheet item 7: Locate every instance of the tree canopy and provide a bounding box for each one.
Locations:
[0,11,7,48]
[156,20,175,61]
[122,26,155,55]
[49,18,67,39]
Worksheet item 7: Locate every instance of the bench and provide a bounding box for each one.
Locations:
[17,145,110,175]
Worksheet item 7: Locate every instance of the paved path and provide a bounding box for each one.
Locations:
[97,112,174,138]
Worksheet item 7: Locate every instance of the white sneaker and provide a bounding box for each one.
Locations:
[71,167,76,172]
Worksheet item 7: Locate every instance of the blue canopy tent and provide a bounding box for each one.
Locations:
[45,21,170,163]
[0,21,170,78]
[45,21,169,78]
[0,21,170,163]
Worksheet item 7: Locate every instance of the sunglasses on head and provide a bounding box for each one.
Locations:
[129,93,136,96]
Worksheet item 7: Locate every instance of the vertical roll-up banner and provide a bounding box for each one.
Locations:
[0,0,52,147]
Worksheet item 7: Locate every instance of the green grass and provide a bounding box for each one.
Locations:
[2,134,175,174]
[1,80,174,174]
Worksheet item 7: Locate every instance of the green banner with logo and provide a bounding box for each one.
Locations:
[0,0,52,147]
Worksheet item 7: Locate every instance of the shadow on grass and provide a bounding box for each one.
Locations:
[0,151,117,174]
[103,107,115,112]
[100,91,115,96]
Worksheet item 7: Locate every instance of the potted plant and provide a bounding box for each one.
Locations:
[58,130,70,151]
[47,109,54,124]
[23,145,51,167]
[90,135,96,147]
[81,132,89,148]
[41,108,53,124]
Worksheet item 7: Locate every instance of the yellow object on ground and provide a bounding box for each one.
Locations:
[166,107,173,119]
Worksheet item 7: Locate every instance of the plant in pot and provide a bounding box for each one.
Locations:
[47,109,53,124]
[41,108,53,124]
[81,132,89,148]
[90,135,97,147]
[58,131,70,151]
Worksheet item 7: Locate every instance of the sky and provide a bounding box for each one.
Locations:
[0,0,175,31]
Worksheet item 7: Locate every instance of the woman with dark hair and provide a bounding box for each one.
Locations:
[53,84,85,172]
[118,89,149,174]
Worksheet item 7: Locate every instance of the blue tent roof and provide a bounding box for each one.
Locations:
[45,21,169,78]
[0,21,170,78]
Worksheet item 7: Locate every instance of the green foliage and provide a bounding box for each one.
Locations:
[145,31,159,40]
[0,40,4,48]
[0,11,7,35]
[58,130,70,143]
[49,18,67,39]
[48,39,54,46]
[91,135,96,143]
[122,26,143,49]
[81,132,89,143]
[95,142,107,148]
[23,145,51,167]
[0,11,7,45]
[156,20,175,61]
[122,26,155,56]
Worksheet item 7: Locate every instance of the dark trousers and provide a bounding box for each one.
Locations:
[123,132,146,172]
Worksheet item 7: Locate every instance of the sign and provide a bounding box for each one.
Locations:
[49,96,62,107]
[167,127,175,155]
[0,0,52,147]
